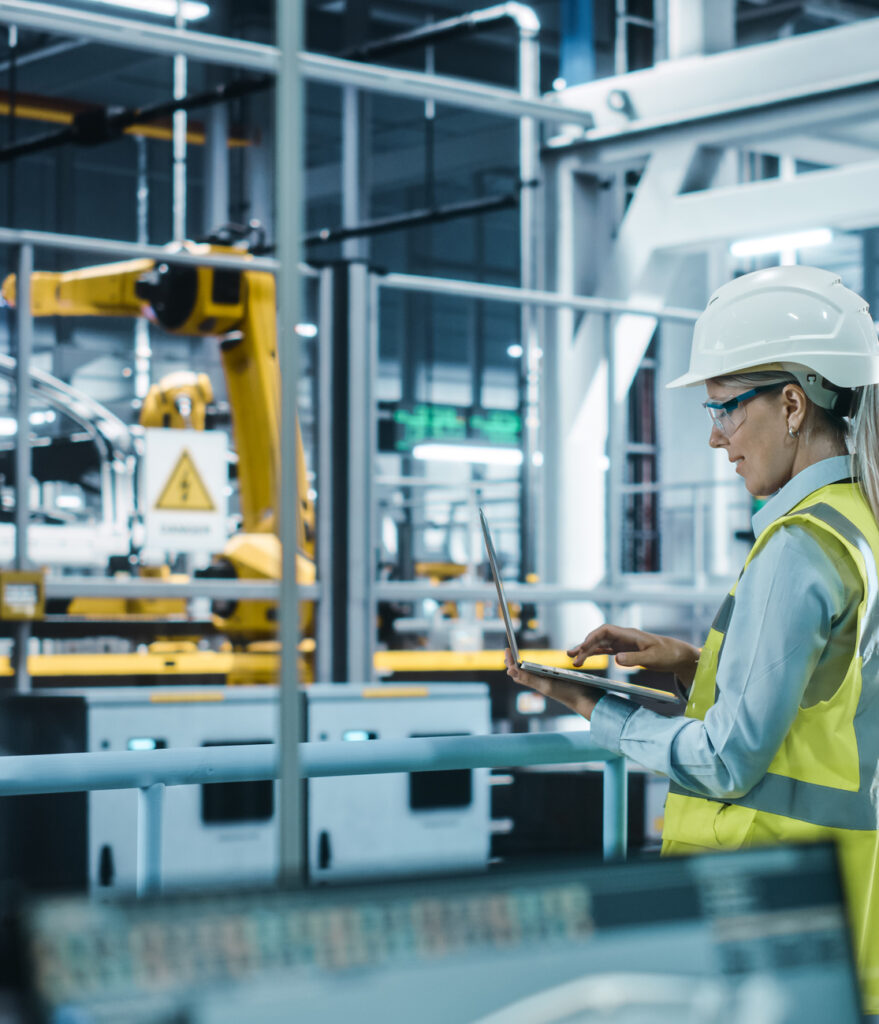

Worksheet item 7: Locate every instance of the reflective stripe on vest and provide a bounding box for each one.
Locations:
[669,489,879,832]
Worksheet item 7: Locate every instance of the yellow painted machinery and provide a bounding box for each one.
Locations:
[2,243,315,655]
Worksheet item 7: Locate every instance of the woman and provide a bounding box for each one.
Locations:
[505,265,879,1015]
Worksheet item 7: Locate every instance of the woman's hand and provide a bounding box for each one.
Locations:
[504,648,603,721]
[567,625,700,686]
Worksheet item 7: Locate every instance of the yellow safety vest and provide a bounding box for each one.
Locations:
[662,480,879,1014]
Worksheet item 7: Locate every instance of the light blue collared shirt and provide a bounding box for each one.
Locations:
[589,455,862,799]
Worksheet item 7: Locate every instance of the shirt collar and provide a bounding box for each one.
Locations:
[752,455,854,537]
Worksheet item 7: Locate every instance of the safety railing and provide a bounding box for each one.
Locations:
[0,732,627,897]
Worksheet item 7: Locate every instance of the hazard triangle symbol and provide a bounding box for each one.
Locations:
[154,449,216,511]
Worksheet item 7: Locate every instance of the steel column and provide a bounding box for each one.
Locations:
[315,267,335,683]
[13,242,32,694]
[136,782,165,897]
[604,313,623,588]
[203,102,230,235]
[518,20,540,591]
[276,0,304,886]
[347,264,374,681]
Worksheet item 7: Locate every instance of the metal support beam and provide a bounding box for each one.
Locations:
[13,242,31,694]
[0,0,278,70]
[276,0,304,887]
[550,16,879,162]
[661,158,879,248]
[315,267,335,684]
[137,783,164,897]
[518,21,540,590]
[325,262,376,682]
[602,757,627,860]
[0,226,279,270]
[0,3,593,127]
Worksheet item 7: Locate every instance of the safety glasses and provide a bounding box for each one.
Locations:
[702,383,785,438]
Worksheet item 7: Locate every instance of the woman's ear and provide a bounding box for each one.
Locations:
[782,383,807,432]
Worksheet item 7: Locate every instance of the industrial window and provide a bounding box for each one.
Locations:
[622,332,660,573]
[201,740,274,824]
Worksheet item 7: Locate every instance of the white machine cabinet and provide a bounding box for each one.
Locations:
[0,682,491,892]
[0,687,279,893]
[305,683,491,883]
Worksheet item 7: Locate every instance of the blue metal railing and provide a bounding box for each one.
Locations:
[0,732,627,895]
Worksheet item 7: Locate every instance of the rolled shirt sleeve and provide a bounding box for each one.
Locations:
[588,523,856,800]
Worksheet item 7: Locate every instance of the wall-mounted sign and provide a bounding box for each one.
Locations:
[378,402,521,453]
[142,428,228,554]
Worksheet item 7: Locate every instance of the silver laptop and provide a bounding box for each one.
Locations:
[479,506,681,705]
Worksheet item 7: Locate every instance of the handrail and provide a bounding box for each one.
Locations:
[0,733,627,894]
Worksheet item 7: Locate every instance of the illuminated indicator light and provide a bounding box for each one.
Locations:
[150,691,225,702]
[79,0,210,20]
[128,737,158,751]
[342,730,376,742]
[516,692,546,715]
[362,686,429,698]
[412,443,523,466]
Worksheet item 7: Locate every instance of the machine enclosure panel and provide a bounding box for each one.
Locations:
[0,683,491,891]
[306,683,491,883]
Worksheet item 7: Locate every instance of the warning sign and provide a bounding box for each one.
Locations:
[141,428,228,555]
[155,450,216,511]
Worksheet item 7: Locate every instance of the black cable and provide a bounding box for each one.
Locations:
[303,188,525,246]
[0,74,273,164]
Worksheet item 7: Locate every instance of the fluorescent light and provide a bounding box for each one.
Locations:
[295,323,318,338]
[80,0,210,21]
[412,443,523,466]
[0,418,16,436]
[507,343,523,358]
[552,77,567,91]
[730,228,833,258]
[55,494,84,510]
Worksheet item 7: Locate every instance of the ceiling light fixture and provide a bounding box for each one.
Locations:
[412,443,523,467]
[80,0,210,21]
[730,228,833,258]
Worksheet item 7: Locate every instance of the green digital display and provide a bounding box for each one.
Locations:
[378,402,521,453]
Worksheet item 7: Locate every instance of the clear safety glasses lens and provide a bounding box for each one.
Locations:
[703,383,785,438]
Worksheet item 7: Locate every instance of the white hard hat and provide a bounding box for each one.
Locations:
[668,266,879,403]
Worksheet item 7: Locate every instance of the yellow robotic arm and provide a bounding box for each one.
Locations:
[3,246,316,644]
[2,244,313,551]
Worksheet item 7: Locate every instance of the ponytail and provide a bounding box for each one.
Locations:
[853,384,879,522]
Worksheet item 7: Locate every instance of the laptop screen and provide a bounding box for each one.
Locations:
[479,506,520,663]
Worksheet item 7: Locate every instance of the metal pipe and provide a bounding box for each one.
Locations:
[42,577,301,601]
[0,733,629,866]
[0,1,278,71]
[303,50,590,125]
[374,580,729,604]
[0,5,592,127]
[378,272,700,321]
[0,226,279,269]
[0,732,619,792]
[602,756,627,860]
[13,242,31,694]
[137,782,164,897]
[342,2,540,61]
[276,0,304,886]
